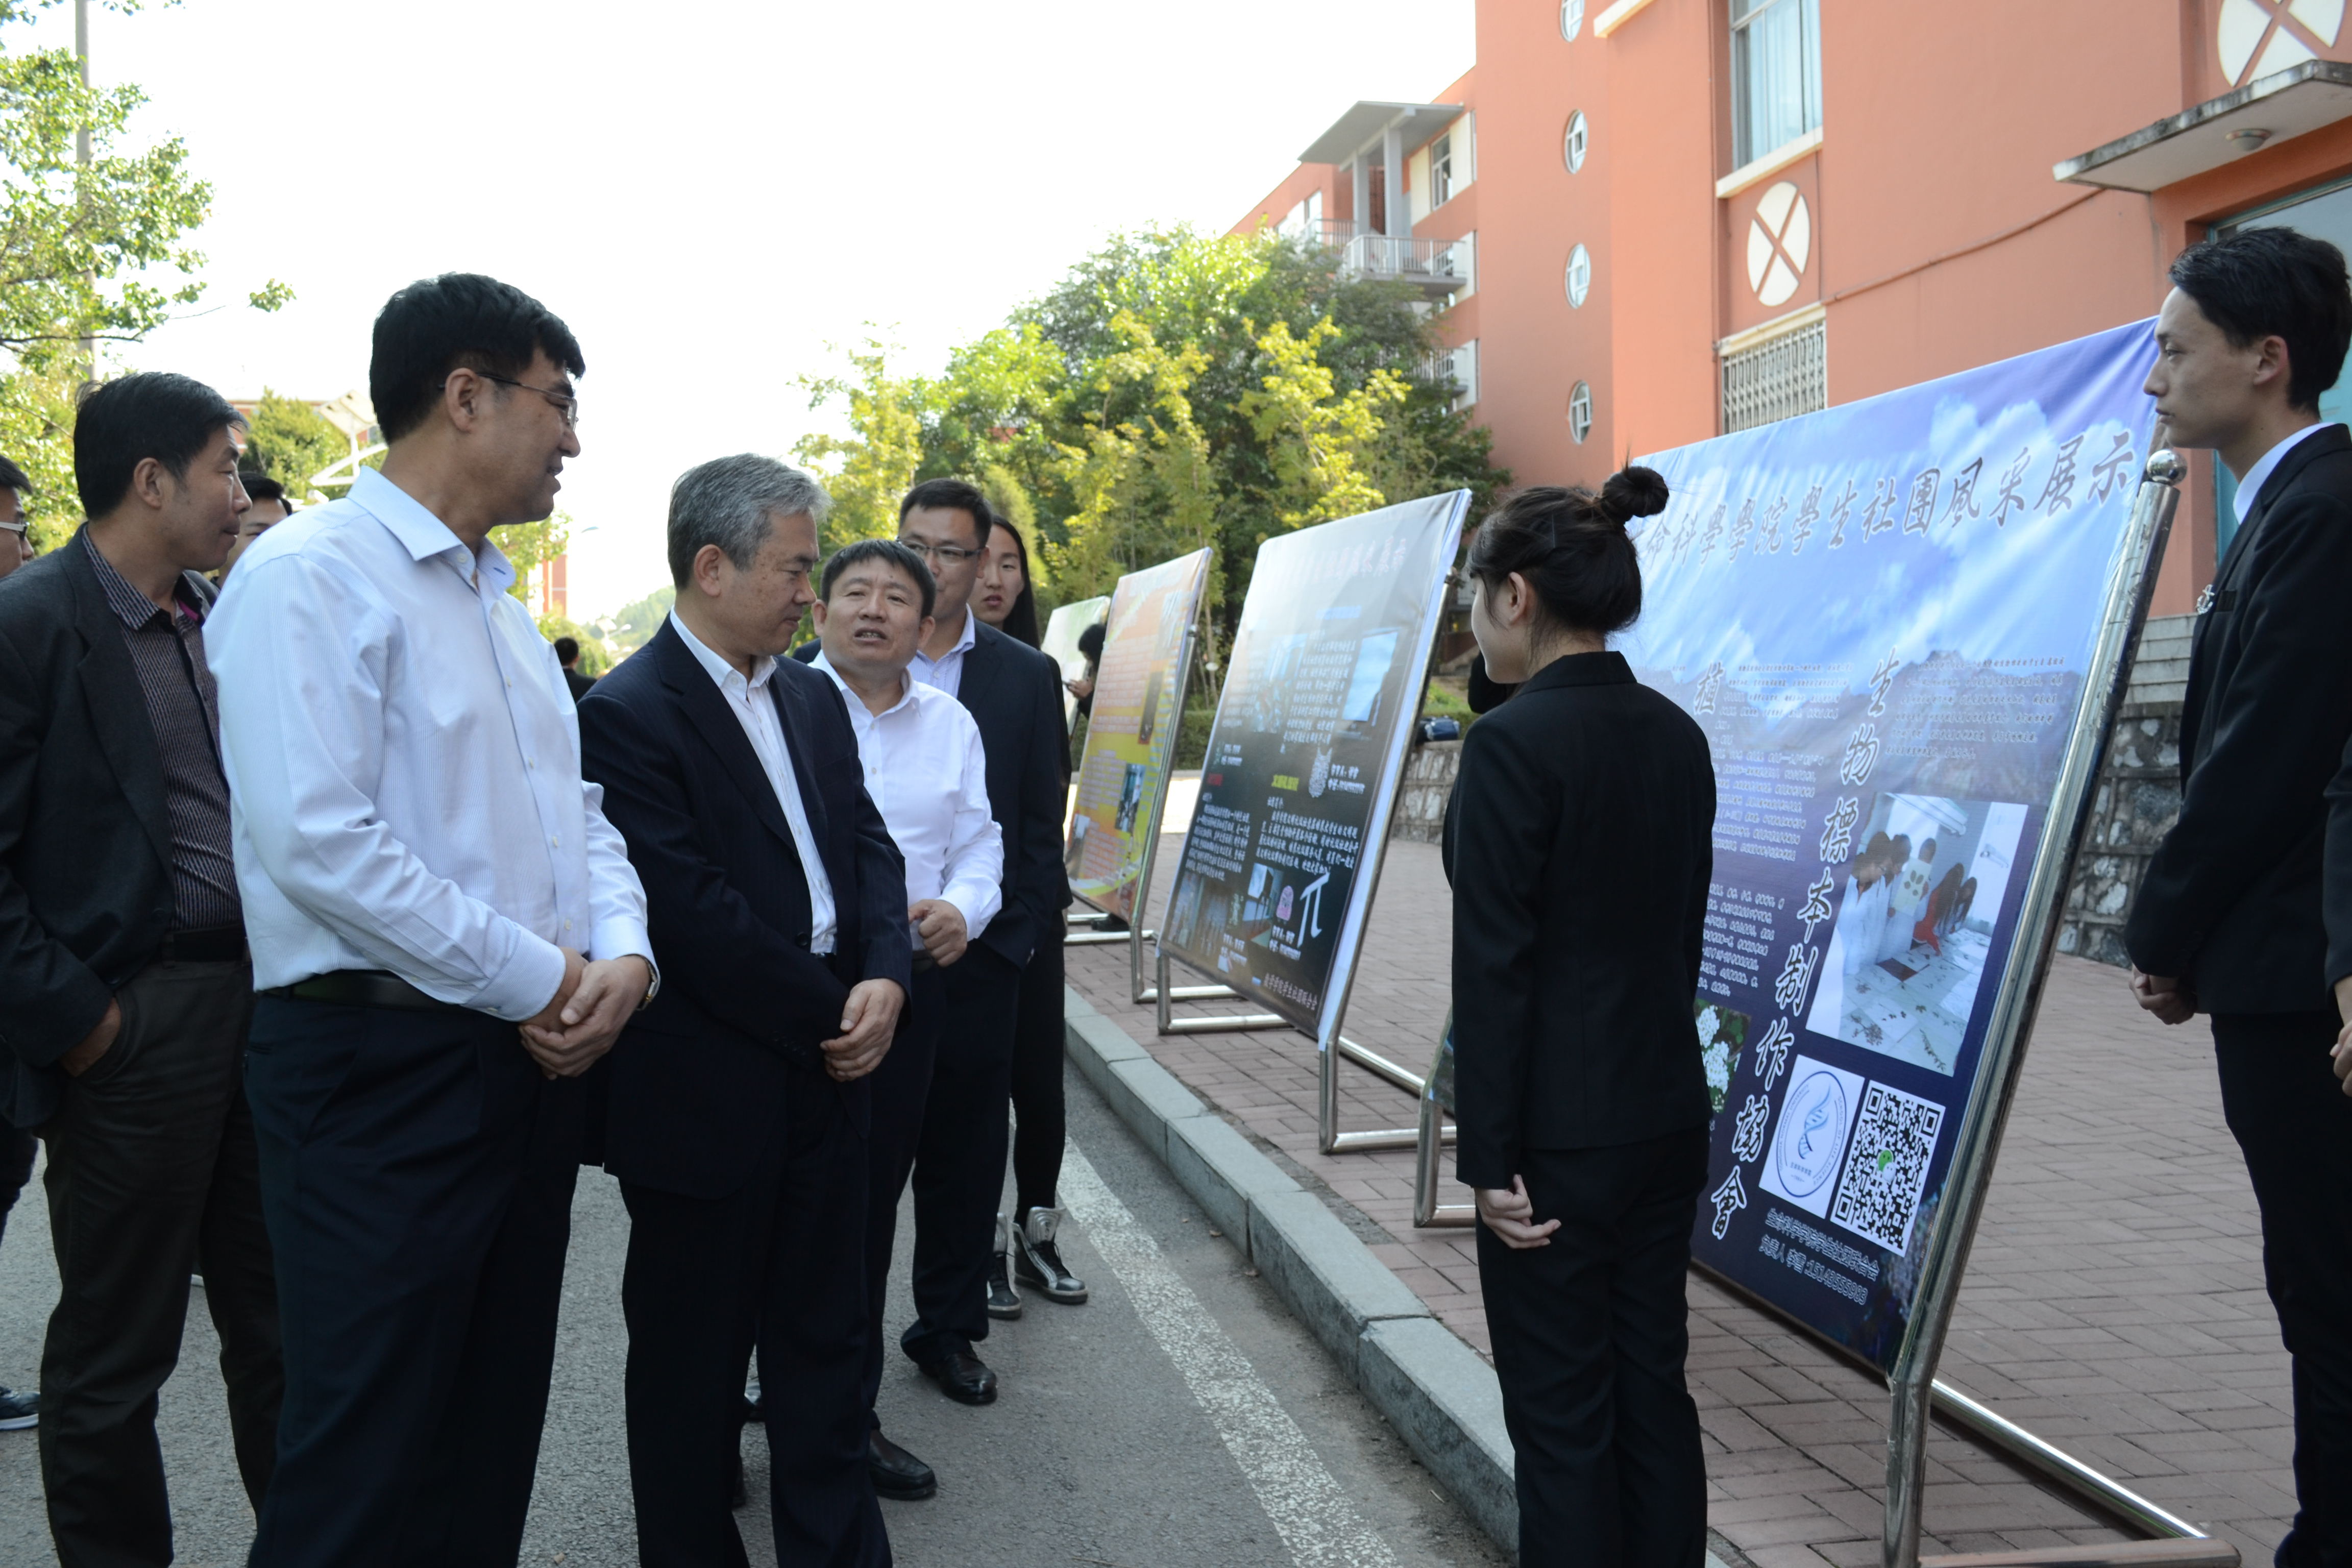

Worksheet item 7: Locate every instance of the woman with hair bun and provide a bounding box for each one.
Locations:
[1446,467,1718,1568]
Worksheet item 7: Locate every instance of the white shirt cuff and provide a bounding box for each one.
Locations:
[478,931,571,1023]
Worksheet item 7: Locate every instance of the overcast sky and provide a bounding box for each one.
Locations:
[18,0,1473,619]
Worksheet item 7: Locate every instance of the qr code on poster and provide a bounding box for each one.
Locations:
[1829,1082,1945,1253]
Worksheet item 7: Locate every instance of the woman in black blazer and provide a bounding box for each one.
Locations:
[1447,469,1717,1568]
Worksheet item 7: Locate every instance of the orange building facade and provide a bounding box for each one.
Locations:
[1234,0,2352,618]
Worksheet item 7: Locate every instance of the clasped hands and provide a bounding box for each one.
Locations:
[519,948,650,1079]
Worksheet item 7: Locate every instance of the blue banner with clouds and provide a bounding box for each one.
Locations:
[1621,318,2158,1370]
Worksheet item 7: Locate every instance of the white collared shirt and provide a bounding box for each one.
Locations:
[668,611,838,954]
[908,606,977,699]
[2233,421,2335,524]
[206,467,651,1018]
[813,651,1002,945]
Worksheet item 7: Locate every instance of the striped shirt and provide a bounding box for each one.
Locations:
[82,533,242,931]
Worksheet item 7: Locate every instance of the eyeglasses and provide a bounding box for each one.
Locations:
[442,371,581,429]
[900,540,979,565]
[0,521,26,538]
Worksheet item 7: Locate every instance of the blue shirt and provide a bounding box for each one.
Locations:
[206,468,651,1018]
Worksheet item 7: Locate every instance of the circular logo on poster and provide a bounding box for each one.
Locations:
[2219,0,2343,89]
[1747,181,1811,308]
[1772,1068,1851,1200]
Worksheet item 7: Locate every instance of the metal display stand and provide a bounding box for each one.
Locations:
[1879,449,2200,1566]
[1412,1027,1473,1228]
[1156,629,1454,1155]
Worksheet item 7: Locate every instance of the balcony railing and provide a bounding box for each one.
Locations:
[1328,231,1471,301]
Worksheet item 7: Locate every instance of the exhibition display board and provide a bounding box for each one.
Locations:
[1159,492,1468,1042]
[1041,595,1110,727]
[1066,548,1214,924]
[1627,318,2161,1370]
[1624,319,2185,1561]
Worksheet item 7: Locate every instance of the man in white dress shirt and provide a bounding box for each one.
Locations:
[207,274,655,1568]
[808,538,1002,1502]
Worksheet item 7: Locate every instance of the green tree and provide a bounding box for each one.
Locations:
[241,390,345,498]
[795,227,1508,639]
[0,0,291,548]
[791,335,925,546]
[605,584,676,655]
[496,510,569,603]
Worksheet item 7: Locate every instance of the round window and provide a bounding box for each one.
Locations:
[1564,110,1588,174]
[1564,244,1591,308]
[1561,0,1585,40]
[1569,382,1594,444]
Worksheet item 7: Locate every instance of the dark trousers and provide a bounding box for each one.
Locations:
[623,1059,882,1568]
[244,997,583,1568]
[1,1121,34,1247]
[901,944,1021,1364]
[864,965,944,1424]
[2212,1011,2352,1568]
[1008,937,1065,1217]
[37,958,280,1568]
[1476,1128,1709,1568]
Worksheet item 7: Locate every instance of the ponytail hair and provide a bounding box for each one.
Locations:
[1466,467,1668,639]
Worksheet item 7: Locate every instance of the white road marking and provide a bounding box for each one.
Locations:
[1059,1142,1403,1568]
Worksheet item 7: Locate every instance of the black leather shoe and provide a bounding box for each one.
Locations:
[869,1429,937,1500]
[917,1344,997,1405]
[740,1377,764,1425]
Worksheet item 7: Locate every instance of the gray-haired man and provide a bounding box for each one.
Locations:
[576,454,908,1566]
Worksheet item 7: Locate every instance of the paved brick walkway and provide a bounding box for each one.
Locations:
[1066,832,2293,1564]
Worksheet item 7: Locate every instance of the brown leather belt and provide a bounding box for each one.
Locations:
[263,969,470,1013]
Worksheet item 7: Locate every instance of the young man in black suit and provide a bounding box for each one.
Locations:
[0,374,282,1566]
[891,479,1068,1405]
[578,454,908,1567]
[2125,225,2352,1568]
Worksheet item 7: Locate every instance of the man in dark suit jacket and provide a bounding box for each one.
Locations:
[579,455,907,1567]
[0,374,280,1566]
[2124,226,2352,1568]
[555,634,596,702]
[889,480,1067,1405]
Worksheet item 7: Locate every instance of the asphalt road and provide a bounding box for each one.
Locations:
[0,1057,1508,1568]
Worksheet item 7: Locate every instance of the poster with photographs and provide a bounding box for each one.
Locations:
[1042,594,1111,727]
[1066,549,1213,923]
[1626,319,2157,1371]
[1160,493,1468,1040]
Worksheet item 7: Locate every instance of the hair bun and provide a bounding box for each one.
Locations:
[1600,465,1670,524]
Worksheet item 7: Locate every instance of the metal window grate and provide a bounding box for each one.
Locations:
[1721,317,1825,433]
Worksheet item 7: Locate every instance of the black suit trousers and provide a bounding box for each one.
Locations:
[1009,935,1066,1216]
[864,964,944,1423]
[901,944,1021,1364]
[2212,1011,2352,1568]
[1476,1128,1709,1568]
[37,958,279,1568]
[623,1057,881,1568]
[243,998,582,1568]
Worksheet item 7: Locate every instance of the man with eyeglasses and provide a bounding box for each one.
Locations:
[0,455,37,578]
[208,273,652,1568]
[881,479,1066,1412]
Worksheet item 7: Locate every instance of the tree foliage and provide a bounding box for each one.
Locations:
[604,584,676,655]
[792,228,1508,636]
[496,510,569,604]
[0,0,290,547]
[241,390,345,499]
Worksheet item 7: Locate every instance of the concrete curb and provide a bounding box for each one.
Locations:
[1061,987,1523,1553]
